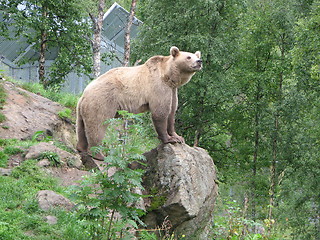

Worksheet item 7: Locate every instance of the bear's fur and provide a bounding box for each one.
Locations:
[76,46,202,160]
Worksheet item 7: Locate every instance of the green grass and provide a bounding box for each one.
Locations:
[16,81,79,124]
[0,133,96,239]
[0,81,7,123]
[18,81,79,109]
[0,78,163,239]
[0,151,9,167]
[0,138,38,168]
[0,159,89,240]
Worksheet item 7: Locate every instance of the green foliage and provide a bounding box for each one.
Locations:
[138,231,158,240]
[71,111,151,239]
[0,221,20,240]
[212,196,287,239]
[0,138,18,147]
[0,146,24,167]
[11,160,58,189]
[0,81,7,123]
[58,108,74,122]
[3,146,24,155]
[0,0,93,87]
[133,0,320,239]
[37,151,62,167]
[0,151,8,167]
[292,0,320,92]
[18,81,79,108]
[0,157,88,240]
[31,130,52,142]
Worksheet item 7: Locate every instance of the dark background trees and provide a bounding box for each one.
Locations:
[133,0,319,238]
[0,0,319,238]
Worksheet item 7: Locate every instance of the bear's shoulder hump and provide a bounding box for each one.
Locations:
[145,55,169,68]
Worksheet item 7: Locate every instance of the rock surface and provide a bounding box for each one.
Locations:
[44,215,58,225]
[0,167,12,176]
[0,81,76,149]
[37,190,74,211]
[25,141,82,169]
[142,143,218,239]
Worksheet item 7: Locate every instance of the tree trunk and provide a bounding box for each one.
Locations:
[193,129,200,147]
[91,0,105,79]
[123,0,137,67]
[268,36,284,222]
[252,115,259,222]
[268,116,278,221]
[39,6,47,87]
[251,80,262,223]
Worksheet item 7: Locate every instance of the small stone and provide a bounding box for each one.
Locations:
[37,190,74,211]
[44,215,58,225]
[37,159,51,167]
[0,168,12,176]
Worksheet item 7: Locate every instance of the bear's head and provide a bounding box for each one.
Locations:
[170,46,202,73]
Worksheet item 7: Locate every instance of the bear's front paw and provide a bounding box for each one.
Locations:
[169,133,185,143]
[159,134,184,144]
[165,135,184,144]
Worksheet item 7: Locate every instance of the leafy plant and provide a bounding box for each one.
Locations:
[14,80,79,109]
[212,195,285,240]
[31,131,52,142]
[71,111,148,239]
[58,108,74,122]
[37,151,62,167]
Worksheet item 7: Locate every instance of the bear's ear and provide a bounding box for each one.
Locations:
[170,46,180,57]
[195,51,201,59]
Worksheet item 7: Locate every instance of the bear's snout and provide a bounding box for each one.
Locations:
[193,59,203,70]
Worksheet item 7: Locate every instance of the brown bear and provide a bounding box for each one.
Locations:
[76,46,202,160]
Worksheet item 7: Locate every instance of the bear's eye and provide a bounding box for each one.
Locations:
[187,56,191,60]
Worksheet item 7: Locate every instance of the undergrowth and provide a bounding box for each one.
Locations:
[0,80,7,123]
[0,110,160,240]
[70,111,156,239]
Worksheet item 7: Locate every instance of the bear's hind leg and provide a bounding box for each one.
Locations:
[76,114,88,153]
[85,106,118,161]
[86,128,107,161]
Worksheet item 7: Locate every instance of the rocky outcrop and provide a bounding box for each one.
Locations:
[0,81,76,149]
[142,143,218,239]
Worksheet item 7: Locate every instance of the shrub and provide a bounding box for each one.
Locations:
[71,111,149,239]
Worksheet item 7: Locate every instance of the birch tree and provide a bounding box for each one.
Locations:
[0,0,92,88]
[89,0,105,78]
[123,0,137,67]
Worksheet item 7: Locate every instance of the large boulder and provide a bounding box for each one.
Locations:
[142,143,218,239]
